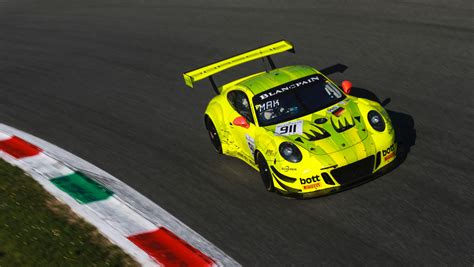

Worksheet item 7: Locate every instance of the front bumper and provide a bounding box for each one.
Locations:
[273,147,398,199]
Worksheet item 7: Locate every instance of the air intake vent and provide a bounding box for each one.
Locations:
[375,152,381,170]
[321,172,335,185]
[330,156,375,186]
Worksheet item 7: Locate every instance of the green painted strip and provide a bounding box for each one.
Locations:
[51,172,113,204]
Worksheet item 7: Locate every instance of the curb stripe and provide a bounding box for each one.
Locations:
[0,125,239,266]
[51,172,114,204]
[128,227,215,267]
[18,153,75,179]
[87,198,157,236]
[0,136,42,158]
[0,132,12,141]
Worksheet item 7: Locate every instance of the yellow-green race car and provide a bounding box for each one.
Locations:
[183,40,397,198]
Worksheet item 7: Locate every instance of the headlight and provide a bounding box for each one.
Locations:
[279,142,302,163]
[367,110,385,132]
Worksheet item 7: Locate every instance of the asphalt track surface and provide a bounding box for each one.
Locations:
[1,0,473,265]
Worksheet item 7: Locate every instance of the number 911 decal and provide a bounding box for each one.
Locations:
[275,120,303,136]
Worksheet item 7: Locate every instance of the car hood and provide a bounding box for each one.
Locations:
[263,99,369,155]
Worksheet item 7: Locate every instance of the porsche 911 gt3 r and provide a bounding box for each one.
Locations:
[183,40,397,198]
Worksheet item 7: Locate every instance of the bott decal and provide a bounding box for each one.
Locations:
[382,143,396,161]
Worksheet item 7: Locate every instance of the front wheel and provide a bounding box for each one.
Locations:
[204,116,222,154]
[256,152,274,192]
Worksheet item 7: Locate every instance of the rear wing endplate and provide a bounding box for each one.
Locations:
[183,40,295,93]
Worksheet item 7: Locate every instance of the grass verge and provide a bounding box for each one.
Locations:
[0,159,138,266]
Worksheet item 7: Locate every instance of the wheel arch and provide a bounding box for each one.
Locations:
[204,99,225,130]
[254,149,263,164]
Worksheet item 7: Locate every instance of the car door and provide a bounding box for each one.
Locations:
[226,90,257,164]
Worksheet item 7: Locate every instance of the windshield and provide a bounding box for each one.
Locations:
[253,74,345,126]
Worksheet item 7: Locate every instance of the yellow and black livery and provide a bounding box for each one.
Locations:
[183,40,397,198]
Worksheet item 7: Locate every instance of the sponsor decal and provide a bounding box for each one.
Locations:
[265,149,275,156]
[300,176,320,185]
[384,153,395,161]
[327,105,340,114]
[303,183,321,190]
[338,100,349,105]
[328,106,345,117]
[275,120,303,136]
[245,134,255,153]
[281,166,296,172]
[258,75,321,100]
[324,83,342,99]
[333,107,345,117]
[255,99,280,112]
[382,143,396,161]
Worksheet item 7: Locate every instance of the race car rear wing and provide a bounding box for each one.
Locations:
[183,40,295,94]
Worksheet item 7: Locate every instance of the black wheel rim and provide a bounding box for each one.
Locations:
[258,155,273,191]
[206,118,222,153]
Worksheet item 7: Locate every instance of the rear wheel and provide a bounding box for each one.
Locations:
[256,152,274,192]
[204,116,222,154]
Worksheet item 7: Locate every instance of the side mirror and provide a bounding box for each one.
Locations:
[341,80,352,94]
[233,116,250,129]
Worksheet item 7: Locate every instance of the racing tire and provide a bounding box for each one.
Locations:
[256,152,274,192]
[204,116,222,154]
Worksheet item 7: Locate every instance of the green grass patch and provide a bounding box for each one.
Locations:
[0,159,138,267]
